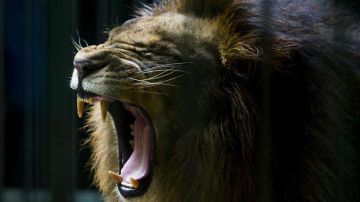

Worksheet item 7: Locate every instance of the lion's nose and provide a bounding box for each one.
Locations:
[73,46,108,93]
[73,45,106,76]
[74,58,103,73]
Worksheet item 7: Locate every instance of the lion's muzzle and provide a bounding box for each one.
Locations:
[70,44,155,198]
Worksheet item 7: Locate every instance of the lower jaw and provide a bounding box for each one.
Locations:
[118,174,153,198]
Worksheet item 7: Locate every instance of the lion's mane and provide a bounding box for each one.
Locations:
[85,0,360,201]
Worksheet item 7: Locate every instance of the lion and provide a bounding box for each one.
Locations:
[69,0,360,201]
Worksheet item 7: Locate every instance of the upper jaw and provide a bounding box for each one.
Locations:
[70,67,136,121]
[70,67,136,102]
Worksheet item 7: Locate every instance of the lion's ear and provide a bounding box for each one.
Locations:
[219,34,261,78]
[218,31,296,78]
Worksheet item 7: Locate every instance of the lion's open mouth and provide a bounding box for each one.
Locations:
[77,94,154,198]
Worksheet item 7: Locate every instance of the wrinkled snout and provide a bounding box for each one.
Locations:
[73,45,107,78]
[70,44,109,91]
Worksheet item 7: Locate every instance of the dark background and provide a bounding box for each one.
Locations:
[0,0,358,202]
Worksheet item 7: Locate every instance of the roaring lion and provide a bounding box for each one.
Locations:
[70,0,360,201]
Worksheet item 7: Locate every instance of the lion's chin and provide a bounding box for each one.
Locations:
[77,95,155,198]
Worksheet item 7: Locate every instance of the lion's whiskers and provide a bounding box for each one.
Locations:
[125,62,191,92]
[72,31,90,52]
[141,69,182,81]
[71,38,83,52]
[137,90,169,95]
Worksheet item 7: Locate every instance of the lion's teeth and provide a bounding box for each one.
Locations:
[88,97,96,104]
[100,100,109,122]
[130,177,140,189]
[107,171,123,183]
[77,96,84,118]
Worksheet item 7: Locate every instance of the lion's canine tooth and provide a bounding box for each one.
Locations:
[130,177,140,189]
[107,171,123,183]
[77,96,84,118]
[100,100,109,122]
[88,97,96,104]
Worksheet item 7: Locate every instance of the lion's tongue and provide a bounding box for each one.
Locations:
[121,107,151,183]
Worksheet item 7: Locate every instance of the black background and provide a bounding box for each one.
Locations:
[0,0,358,201]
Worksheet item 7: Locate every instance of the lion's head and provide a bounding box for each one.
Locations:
[70,0,360,201]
